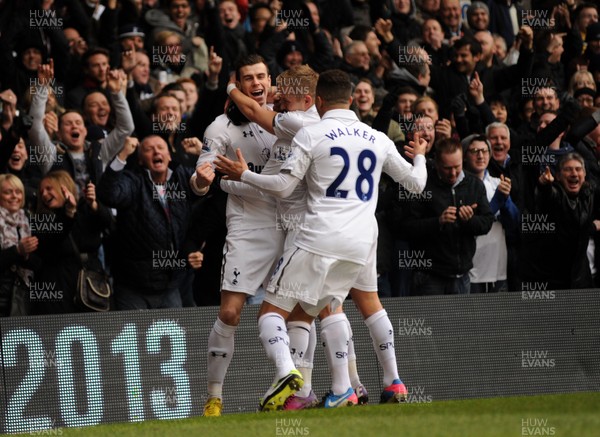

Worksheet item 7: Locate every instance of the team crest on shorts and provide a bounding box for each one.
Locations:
[232,268,241,285]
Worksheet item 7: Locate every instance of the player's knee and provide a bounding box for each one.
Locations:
[219,306,242,326]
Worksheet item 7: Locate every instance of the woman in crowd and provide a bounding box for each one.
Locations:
[0,174,39,316]
[32,171,112,314]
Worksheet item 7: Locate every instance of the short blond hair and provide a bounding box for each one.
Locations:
[277,65,319,99]
[0,174,26,209]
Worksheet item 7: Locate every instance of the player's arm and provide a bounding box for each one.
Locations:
[215,148,300,198]
[220,179,270,199]
[227,81,276,135]
[189,122,228,195]
[385,132,428,193]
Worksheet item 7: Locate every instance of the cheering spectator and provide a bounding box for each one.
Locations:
[401,138,494,295]
[521,155,598,289]
[29,60,134,191]
[0,174,39,316]
[463,135,519,293]
[33,170,111,314]
[97,135,198,310]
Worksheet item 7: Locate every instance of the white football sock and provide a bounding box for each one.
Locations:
[206,318,237,398]
[321,313,351,395]
[288,320,314,397]
[365,309,399,386]
[258,313,295,381]
[344,315,361,388]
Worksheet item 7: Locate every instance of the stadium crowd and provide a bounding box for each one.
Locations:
[1,0,600,318]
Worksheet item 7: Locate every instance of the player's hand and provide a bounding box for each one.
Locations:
[497,174,511,196]
[538,166,554,186]
[195,162,215,187]
[458,203,477,221]
[188,251,204,269]
[214,148,249,182]
[404,131,427,159]
[181,137,203,155]
[439,206,457,225]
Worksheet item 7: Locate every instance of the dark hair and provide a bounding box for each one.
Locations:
[249,4,272,21]
[434,137,462,162]
[488,94,507,107]
[534,30,556,53]
[162,83,185,93]
[58,109,85,128]
[168,0,190,6]
[82,47,110,69]
[454,36,482,57]
[349,25,373,42]
[316,70,352,105]
[396,86,419,97]
[575,2,599,18]
[151,92,180,114]
[235,54,269,81]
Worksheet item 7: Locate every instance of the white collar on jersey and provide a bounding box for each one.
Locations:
[322,109,358,121]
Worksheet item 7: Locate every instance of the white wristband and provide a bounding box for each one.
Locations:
[226,83,237,96]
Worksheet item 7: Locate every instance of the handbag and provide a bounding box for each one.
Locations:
[69,235,112,312]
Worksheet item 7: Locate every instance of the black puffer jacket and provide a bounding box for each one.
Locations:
[400,168,494,277]
[97,164,196,294]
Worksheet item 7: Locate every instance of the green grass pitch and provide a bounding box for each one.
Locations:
[22,392,600,437]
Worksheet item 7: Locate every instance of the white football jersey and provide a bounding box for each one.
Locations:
[199,114,277,230]
[282,109,427,264]
[267,105,320,220]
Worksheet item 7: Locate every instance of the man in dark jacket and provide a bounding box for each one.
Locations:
[97,135,197,309]
[520,154,597,290]
[401,138,494,295]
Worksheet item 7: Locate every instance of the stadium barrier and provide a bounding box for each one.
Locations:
[0,290,598,433]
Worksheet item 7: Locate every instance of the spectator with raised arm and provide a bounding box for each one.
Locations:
[29,60,134,191]
[97,135,199,310]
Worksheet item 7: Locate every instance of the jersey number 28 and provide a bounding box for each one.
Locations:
[326,147,377,201]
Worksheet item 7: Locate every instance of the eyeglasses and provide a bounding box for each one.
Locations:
[468,148,489,155]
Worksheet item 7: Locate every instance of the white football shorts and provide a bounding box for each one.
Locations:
[221,227,284,295]
[265,247,362,317]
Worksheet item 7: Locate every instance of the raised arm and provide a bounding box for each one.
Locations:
[99,70,135,169]
[97,138,140,208]
[384,132,428,193]
[29,61,57,175]
[227,80,276,134]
